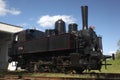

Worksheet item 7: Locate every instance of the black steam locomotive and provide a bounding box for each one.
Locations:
[8,6,112,73]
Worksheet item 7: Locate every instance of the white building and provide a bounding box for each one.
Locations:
[0,22,23,70]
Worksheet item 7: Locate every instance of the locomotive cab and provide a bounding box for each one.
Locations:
[13,29,44,42]
[8,29,45,56]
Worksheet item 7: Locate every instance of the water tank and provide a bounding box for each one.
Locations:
[68,23,78,33]
[55,19,66,34]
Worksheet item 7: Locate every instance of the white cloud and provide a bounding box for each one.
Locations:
[18,23,29,27]
[0,0,21,16]
[108,51,116,55]
[17,23,39,30]
[7,8,21,15]
[0,0,7,16]
[37,15,76,28]
[103,51,116,55]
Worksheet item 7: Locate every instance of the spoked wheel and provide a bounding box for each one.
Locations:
[26,64,34,72]
[75,67,84,74]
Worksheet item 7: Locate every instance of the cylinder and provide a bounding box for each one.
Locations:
[68,23,78,33]
[97,36,103,52]
[55,19,66,34]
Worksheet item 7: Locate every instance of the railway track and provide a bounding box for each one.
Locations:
[0,72,120,80]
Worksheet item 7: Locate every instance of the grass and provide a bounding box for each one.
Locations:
[29,73,96,78]
[100,59,120,73]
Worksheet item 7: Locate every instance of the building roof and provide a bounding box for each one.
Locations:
[0,22,23,33]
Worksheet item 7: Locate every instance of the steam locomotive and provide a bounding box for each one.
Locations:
[8,6,112,73]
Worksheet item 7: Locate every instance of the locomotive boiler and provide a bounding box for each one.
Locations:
[8,6,112,73]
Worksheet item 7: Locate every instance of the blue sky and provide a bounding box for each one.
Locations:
[0,0,120,55]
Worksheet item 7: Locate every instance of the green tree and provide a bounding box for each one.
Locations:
[116,40,120,59]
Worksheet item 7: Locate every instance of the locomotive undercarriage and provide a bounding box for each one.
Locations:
[14,49,102,73]
[16,50,69,72]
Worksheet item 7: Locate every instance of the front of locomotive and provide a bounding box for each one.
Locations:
[70,6,104,72]
[82,6,105,71]
[77,26,103,71]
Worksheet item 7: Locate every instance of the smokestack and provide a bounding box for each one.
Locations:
[81,6,88,30]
